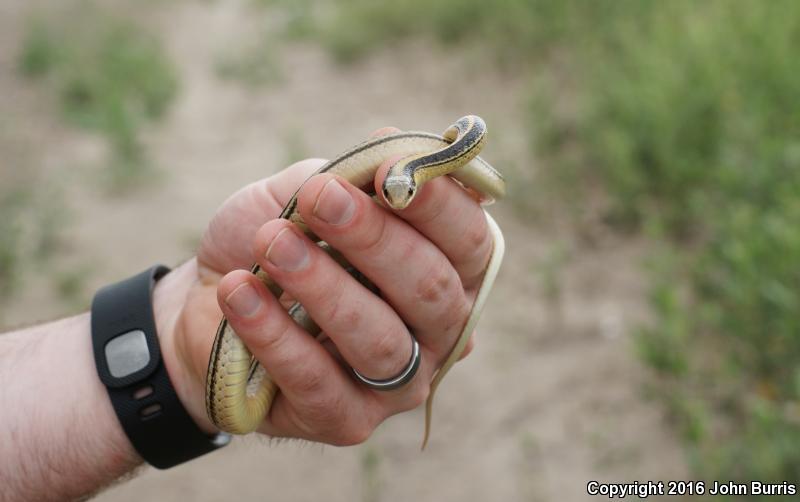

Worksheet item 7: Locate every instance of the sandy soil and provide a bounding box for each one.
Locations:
[1,1,689,500]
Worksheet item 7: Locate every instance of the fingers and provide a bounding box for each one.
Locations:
[250,219,422,384]
[198,158,327,275]
[374,159,494,290]
[216,269,382,445]
[197,127,399,276]
[204,124,489,446]
[294,174,471,357]
[219,220,436,442]
[217,270,349,404]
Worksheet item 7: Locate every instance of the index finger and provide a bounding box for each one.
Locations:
[198,159,327,276]
[198,127,414,277]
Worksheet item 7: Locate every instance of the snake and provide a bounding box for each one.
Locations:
[205,115,506,449]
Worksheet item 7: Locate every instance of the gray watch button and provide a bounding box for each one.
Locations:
[105,330,150,378]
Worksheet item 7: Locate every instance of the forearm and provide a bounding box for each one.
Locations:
[0,313,141,500]
[0,260,199,501]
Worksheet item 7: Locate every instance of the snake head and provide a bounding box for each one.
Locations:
[382,175,416,210]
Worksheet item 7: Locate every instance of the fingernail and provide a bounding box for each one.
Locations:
[314,179,355,225]
[225,283,262,318]
[266,228,309,271]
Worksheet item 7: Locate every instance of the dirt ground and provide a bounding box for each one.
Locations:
[1,1,689,500]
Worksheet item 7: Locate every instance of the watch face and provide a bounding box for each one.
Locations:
[104,330,151,378]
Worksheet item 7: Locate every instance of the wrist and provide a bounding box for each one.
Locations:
[152,258,219,434]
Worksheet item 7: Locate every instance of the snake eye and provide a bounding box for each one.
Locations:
[407,188,414,196]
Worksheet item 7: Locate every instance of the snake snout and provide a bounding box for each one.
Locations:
[382,177,416,210]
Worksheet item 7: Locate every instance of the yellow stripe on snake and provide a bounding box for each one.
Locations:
[205,115,506,449]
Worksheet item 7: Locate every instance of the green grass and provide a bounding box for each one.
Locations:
[281,126,309,166]
[215,41,283,87]
[561,2,800,485]
[18,12,178,191]
[283,0,623,64]
[275,0,800,493]
[0,179,76,316]
[3,7,173,315]
[54,266,92,308]
[0,191,28,301]
[360,446,382,502]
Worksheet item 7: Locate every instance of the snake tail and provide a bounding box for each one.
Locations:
[421,210,505,449]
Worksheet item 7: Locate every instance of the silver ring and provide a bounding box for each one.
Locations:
[351,332,421,391]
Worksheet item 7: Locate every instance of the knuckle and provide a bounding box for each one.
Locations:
[326,294,363,332]
[465,215,489,249]
[415,259,459,305]
[459,219,492,270]
[442,292,471,334]
[363,328,404,372]
[396,238,416,263]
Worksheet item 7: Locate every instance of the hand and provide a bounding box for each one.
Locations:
[156,127,494,445]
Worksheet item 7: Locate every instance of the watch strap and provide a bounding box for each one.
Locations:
[91,265,229,469]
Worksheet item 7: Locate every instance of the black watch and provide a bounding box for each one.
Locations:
[91,265,230,469]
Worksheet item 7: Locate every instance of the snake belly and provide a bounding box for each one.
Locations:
[205,116,506,447]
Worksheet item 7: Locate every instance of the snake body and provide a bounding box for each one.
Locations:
[205,115,506,448]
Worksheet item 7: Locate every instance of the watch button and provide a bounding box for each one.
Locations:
[105,329,150,378]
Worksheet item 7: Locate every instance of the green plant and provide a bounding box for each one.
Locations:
[0,191,28,299]
[215,42,282,87]
[0,179,73,316]
[535,241,569,302]
[360,446,382,502]
[272,0,800,493]
[19,12,178,191]
[538,0,800,488]
[281,126,309,166]
[18,22,59,77]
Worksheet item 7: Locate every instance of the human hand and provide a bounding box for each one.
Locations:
[155,127,495,445]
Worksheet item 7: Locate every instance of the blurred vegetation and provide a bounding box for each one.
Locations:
[18,12,178,191]
[3,0,797,493]
[0,191,27,300]
[269,0,800,493]
[215,36,283,87]
[281,126,310,167]
[0,178,76,319]
[360,446,382,502]
[2,6,177,317]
